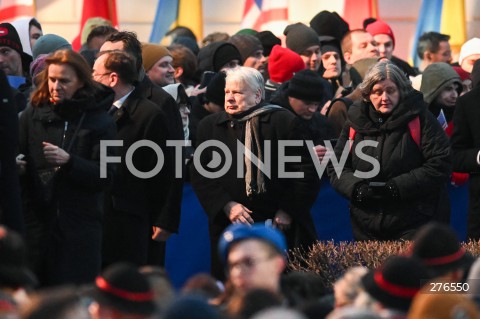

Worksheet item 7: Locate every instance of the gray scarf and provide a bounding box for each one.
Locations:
[236,104,283,197]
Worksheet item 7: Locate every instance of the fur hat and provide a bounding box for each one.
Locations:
[309,11,349,41]
[90,262,156,316]
[229,34,263,63]
[361,256,429,312]
[0,23,32,72]
[409,222,474,278]
[218,223,287,264]
[142,43,171,71]
[284,23,320,55]
[268,45,305,83]
[32,34,72,59]
[288,69,325,102]
[255,31,281,57]
[366,20,396,48]
[459,38,480,66]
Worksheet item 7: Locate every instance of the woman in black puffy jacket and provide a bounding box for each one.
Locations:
[19,50,117,286]
[328,61,451,240]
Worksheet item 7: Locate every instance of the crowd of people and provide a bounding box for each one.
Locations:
[1,9,480,318]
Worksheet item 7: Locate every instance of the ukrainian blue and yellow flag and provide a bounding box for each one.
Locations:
[410,0,466,67]
[149,0,203,43]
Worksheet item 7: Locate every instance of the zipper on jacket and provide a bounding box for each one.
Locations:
[61,121,69,149]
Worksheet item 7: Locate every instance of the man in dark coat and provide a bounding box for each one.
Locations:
[451,83,480,240]
[190,67,319,279]
[100,32,183,265]
[0,70,23,233]
[93,50,178,266]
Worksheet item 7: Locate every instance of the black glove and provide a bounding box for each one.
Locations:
[352,182,374,204]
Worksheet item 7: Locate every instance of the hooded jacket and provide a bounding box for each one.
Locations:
[328,90,451,240]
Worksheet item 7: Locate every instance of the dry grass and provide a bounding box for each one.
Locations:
[287,240,480,289]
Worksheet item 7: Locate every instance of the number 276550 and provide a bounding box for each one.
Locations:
[429,282,469,293]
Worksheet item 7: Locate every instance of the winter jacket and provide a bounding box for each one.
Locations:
[328,90,451,240]
[19,85,117,285]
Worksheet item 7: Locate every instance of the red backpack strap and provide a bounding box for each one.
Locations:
[408,116,421,149]
[348,126,356,152]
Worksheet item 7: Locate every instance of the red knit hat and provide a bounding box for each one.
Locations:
[366,20,395,48]
[268,45,306,83]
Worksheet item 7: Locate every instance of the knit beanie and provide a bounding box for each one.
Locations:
[284,23,320,55]
[32,34,72,59]
[288,69,325,101]
[459,38,480,65]
[255,31,281,57]
[268,45,306,83]
[212,43,242,72]
[0,23,32,72]
[420,62,461,104]
[366,20,395,48]
[81,17,112,46]
[142,43,172,71]
[229,34,263,63]
[309,11,350,41]
[206,72,226,107]
[235,28,258,36]
[30,54,48,80]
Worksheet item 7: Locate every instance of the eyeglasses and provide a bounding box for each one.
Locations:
[227,255,274,273]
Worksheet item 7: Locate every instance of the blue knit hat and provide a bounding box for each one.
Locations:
[218,223,287,264]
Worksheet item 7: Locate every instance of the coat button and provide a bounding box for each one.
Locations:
[378,118,383,123]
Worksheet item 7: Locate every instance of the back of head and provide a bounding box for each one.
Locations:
[163,295,222,319]
[251,307,308,319]
[23,287,88,319]
[349,57,379,88]
[206,72,227,108]
[91,262,156,316]
[172,36,200,56]
[202,32,230,47]
[165,26,197,42]
[309,10,349,41]
[268,45,306,83]
[409,222,472,278]
[86,25,117,50]
[408,287,478,319]
[81,17,112,46]
[0,226,37,289]
[420,62,461,104]
[32,34,72,60]
[284,23,320,55]
[255,31,281,57]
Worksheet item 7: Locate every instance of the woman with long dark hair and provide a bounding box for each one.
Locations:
[19,49,116,286]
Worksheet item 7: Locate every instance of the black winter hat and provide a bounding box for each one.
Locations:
[206,72,226,107]
[284,23,320,55]
[409,222,474,278]
[255,31,281,57]
[90,262,156,316]
[0,23,32,73]
[309,11,350,41]
[0,226,38,288]
[229,34,263,63]
[213,42,242,72]
[288,69,325,102]
[361,256,429,312]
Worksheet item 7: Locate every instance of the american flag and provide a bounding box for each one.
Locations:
[241,0,288,35]
[0,0,35,22]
